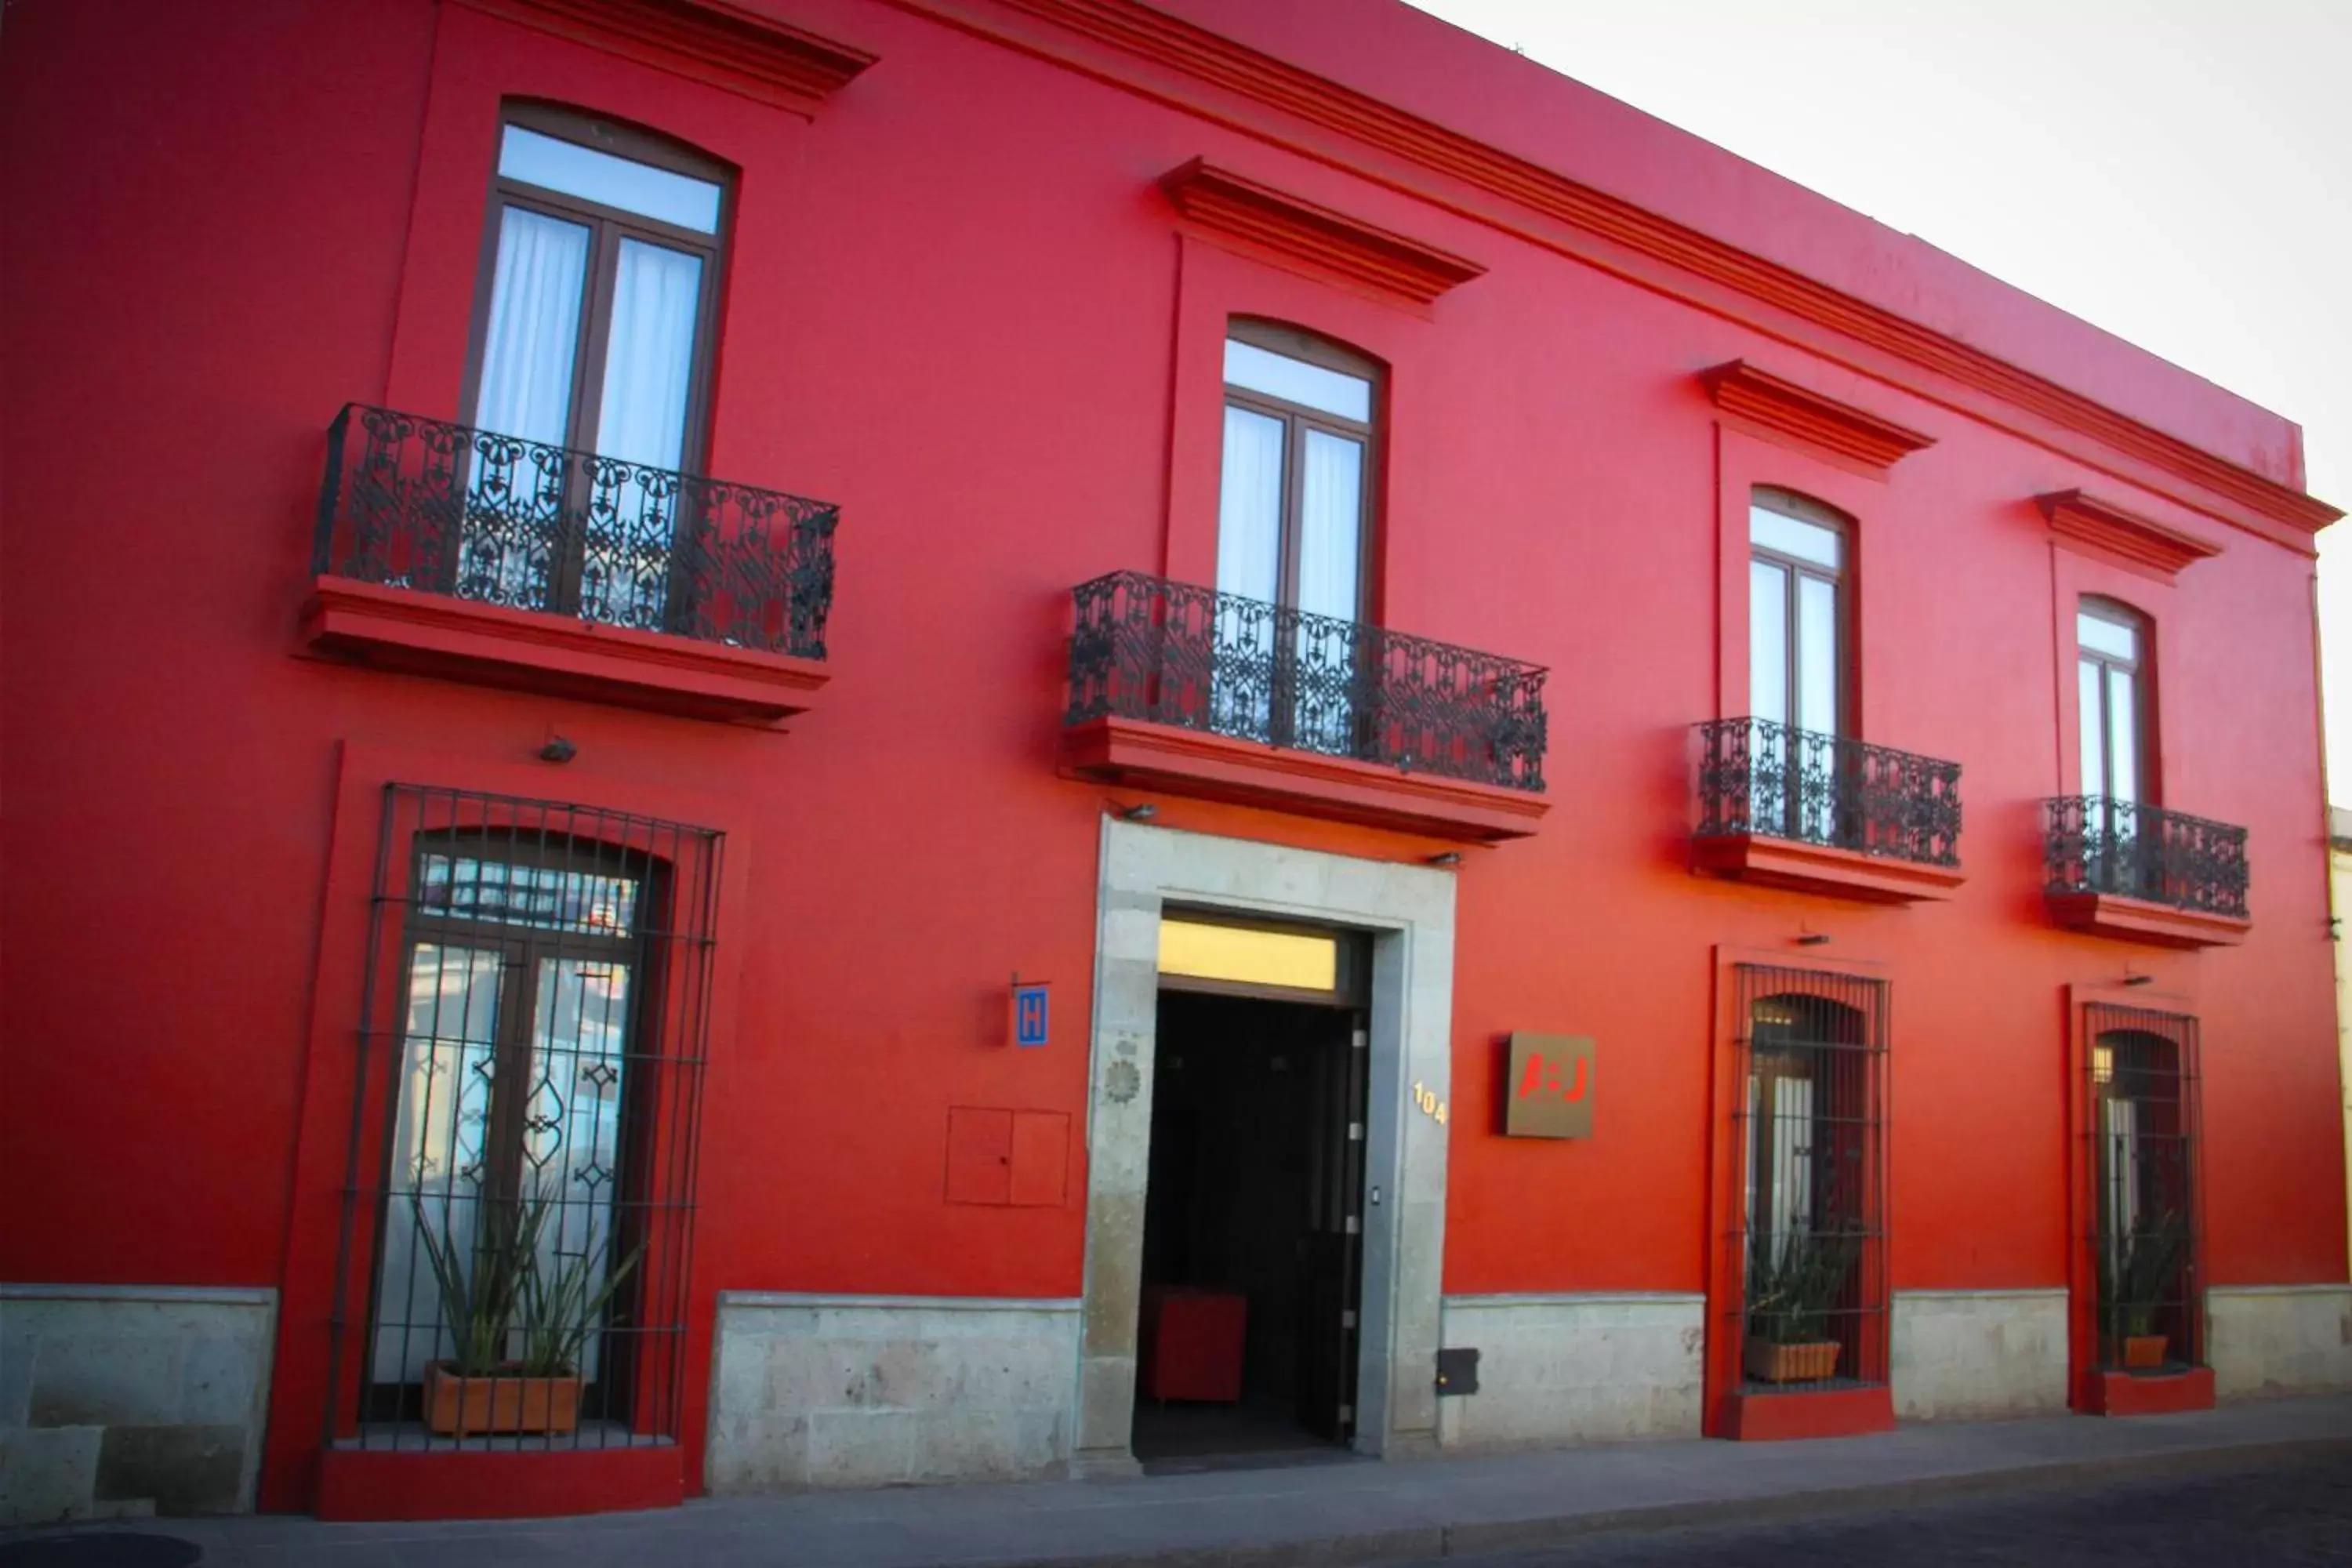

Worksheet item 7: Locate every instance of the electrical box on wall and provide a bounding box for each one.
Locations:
[1502,1032,1595,1138]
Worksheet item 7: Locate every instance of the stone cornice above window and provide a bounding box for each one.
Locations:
[1160,158,1486,310]
[456,0,877,117]
[1701,361,1936,476]
[2038,488,2223,582]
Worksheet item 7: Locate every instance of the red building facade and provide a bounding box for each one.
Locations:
[4,0,2348,1525]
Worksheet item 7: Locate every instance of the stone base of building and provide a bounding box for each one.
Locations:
[1891,1288,2069,1419]
[703,1294,1081,1492]
[0,1284,276,1525]
[2209,1285,2352,1399]
[1434,1294,1704,1450]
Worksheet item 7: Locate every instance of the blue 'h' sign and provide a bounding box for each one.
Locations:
[1014,983,1050,1048]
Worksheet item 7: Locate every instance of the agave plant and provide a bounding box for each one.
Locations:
[1747,1225,1864,1345]
[517,1223,645,1378]
[2097,1209,2188,1344]
[410,1192,549,1377]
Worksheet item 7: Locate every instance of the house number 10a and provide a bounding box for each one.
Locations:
[1412,1082,1448,1124]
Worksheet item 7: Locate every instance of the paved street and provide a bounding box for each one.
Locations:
[1442,1442,2352,1566]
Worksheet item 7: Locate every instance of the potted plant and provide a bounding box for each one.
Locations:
[412,1191,642,1438]
[2098,1210,2188,1370]
[1744,1227,1862,1385]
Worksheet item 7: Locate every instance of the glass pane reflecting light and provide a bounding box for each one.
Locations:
[499,125,723,233]
[1224,338,1372,421]
[1159,918,1339,992]
[419,854,638,935]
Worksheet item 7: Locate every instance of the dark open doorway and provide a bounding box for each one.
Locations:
[1131,986,1367,1472]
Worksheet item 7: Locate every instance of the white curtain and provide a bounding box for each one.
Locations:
[466,209,590,607]
[1214,406,1284,738]
[585,239,702,630]
[1294,429,1363,753]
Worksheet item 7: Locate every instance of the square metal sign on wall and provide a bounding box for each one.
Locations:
[1503,1032,1594,1138]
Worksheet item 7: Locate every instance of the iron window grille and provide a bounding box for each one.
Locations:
[2045,797,2249,919]
[314,404,839,659]
[2084,1004,2205,1374]
[1729,964,1890,1394]
[325,786,720,1453]
[1696,717,1962,866]
[1065,570,1548,791]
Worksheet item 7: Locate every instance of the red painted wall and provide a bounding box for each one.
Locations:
[2,0,2339,1505]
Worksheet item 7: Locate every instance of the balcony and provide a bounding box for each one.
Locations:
[1693,718,1965,902]
[1059,571,1550,841]
[302,405,838,724]
[2045,797,2250,946]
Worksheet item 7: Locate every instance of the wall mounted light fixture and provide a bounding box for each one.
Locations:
[1425,851,1463,869]
[539,735,578,764]
[1119,802,1157,822]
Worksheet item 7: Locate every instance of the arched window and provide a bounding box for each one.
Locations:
[2088,1014,2201,1373]
[1736,967,1888,1393]
[1213,321,1384,752]
[456,104,735,629]
[2078,597,2151,806]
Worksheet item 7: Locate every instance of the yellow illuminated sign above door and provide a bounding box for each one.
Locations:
[1157,918,1339,993]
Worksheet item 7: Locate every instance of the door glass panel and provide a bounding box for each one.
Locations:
[372,944,506,1385]
[1293,429,1364,755]
[583,238,704,632]
[2107,666,2140,806]
[1223,339,1371,421]
[523,955,633,1383]
[2079,659,2108,800]
[1214,405,1285,740]
[1796,574,1838,736]
[464,206,592,610]
[499,125,723,234]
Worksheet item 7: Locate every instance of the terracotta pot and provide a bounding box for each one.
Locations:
[423,1360,583,1438]
[2123,1334,2169,1370]
[1744,1338,1840,1384]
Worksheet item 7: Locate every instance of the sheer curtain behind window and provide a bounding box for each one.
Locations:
[584,238,703,630]
[466,209,591,607]
[1293,430,1364,754]
[1214,406,1284,739]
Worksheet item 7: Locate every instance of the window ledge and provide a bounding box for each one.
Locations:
[1718,1383,1895,1441]
[2046,891,2250,948]
[1059,715,1549,843]
[299,576,828,725]
[316,1440,681,1520]
[2082,1366,2216,1417]
[1693,834,1965,904]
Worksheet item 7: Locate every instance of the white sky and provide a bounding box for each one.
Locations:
[1403,0,2352,797]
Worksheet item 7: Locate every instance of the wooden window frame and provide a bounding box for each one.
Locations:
[1221,318,1383,624]
[2078,596,2155,806]
[456,103,735,615]
[1748,486,1853,741]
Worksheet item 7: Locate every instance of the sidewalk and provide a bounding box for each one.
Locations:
[17,1395,2352,1568]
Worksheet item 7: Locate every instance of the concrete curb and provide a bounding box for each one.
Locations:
[1000,1436,2352,1568]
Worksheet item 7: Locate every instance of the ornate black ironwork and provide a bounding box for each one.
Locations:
[1065,571,1548,791]
[315,404,838,658]
[1695,718,1962,866]
[2045,797,2249,918]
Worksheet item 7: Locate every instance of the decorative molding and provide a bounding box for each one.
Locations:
[1702,361,1936,474]
[1161,158,1484,308]
[890,0,2339,543]
[1060,715,1548,841]
[2039,488,2223,582]
[2045,890,2251,949]
[1691,833,1965,904]
[300,576,829,725]
[455,0,877,116]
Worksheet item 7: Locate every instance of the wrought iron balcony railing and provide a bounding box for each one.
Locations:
[1065,571,1548,791]
[2045,797,2249,919]
[314,405,838,659]
[1696,717,1963,866]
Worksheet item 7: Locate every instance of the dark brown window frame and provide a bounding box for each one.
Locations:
[1221,318,1384,625]
[1748,486,1854,741]
[456,102,735,617]
[2078,595,2156,805]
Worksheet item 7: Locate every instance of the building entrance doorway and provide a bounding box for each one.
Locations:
[1132,982,1367,1471]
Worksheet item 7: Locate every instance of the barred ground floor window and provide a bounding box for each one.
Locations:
[325,786,720,1452]
[2085,1004,2204,1374]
